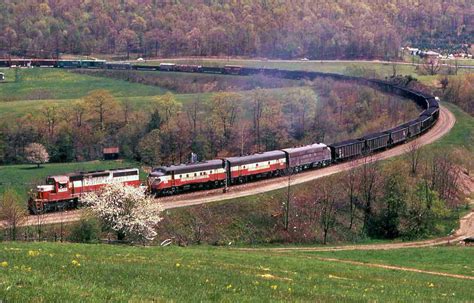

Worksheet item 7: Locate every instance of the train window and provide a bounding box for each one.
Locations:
[179,175,182,178]
[268,161,270,164]
[58,183,67,189]
[256,163,259,167]
[186,174,189,178]
[210,170,212,174]
[194,173,197,177]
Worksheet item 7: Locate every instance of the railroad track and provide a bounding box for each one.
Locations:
[5,104,455,229]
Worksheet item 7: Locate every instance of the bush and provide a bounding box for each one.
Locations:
[68,217,101,243]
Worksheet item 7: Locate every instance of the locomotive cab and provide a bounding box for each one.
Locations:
[35,176,70,199]
[148,169,166,190]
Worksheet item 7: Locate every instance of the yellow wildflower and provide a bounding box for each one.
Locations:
[28,250,40,257]
[428,283,434,288]
[1,261,8,268]
[175,263,181,268]
[71,260,81,267]
[226,284,232,289]
[271,285,278,290]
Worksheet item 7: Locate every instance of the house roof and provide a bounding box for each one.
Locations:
[103,147,119,154]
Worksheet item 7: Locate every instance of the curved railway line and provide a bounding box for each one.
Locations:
[1,60,471,249]
[10,105,464,241]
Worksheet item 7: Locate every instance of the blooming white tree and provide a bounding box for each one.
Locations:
[82,183,163,244]
[25,143,49,168]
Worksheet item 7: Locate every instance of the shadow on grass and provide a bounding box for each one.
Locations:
[19,166,45,170]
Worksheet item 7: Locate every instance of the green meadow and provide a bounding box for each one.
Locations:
[0,242,472,302]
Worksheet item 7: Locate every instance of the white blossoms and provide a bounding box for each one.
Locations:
[82,183,163,244]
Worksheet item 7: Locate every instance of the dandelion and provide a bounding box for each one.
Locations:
[28,250,40,257]
[71,260,81,267]
[260,274,276,279]
[226,284,232,289]
[1,261,8,268]
[75,254,81,258]
[271,285,278,290]
[175,263,181,268]
[428,283,434,288]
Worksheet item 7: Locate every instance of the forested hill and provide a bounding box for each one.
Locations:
[0,0,472,59]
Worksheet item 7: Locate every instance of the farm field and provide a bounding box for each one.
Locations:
[0,68,308,118]
[0,242,472,302]
[0,68,167,101]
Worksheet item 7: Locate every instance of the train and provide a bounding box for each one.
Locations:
[28,168,140,214]
[16,59,439,212]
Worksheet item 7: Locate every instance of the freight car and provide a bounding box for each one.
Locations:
[328,139,365,162]
[363,132,391,153]
[386,122,410,145]
[28,168,140,214]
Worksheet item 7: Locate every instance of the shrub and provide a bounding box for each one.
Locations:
[68,217,101,243]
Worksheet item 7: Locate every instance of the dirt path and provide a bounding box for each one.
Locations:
[5,105,457,231]
[310,256,474,280]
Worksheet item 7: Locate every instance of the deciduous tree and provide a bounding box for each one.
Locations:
[83,183,163,244]
[25,143,49,168]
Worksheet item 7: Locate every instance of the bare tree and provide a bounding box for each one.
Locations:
[185,205,212,245]
[359,157,380,233]
[422,58,441,75]
[428,153,461,205]
[317,178,339,244]
[0,189,27,241]
[343,164,358,230]
[25,143,49,168]
[283,170,293,231]
[406,140,422,175]
[439,76,449,93]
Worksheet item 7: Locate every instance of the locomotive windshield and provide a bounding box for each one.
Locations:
[46,177,55,185]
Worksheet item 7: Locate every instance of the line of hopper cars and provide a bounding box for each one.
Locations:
[13,59,439,210]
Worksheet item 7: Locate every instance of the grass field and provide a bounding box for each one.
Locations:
[0,242,472,302]
[139,58,420,77]
[300,246,474,277]
[0,160,142,200]
[428,103,474,153]
[0,68,309,118]
[0,68,167,101]
[135,58,472,77]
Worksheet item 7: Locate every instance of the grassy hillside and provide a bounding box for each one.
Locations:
[0,160,142,200]
[0,68,310,118]
[301,246,474,277]
[0,242,472,302]
[0,68,167,101]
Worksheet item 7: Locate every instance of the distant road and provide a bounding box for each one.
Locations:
[135,57,474,70]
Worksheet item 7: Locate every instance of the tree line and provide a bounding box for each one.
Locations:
[0,78,417,166]
[0,0,471,59]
